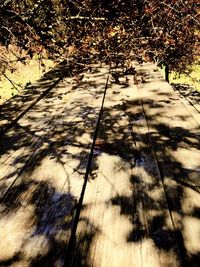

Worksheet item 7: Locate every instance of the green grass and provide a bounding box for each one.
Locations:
[0,58,55,105]
[169,64,200,91]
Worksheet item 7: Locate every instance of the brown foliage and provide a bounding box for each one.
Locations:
[0,0,199,74]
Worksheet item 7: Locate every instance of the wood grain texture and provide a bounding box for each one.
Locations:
[0,62,199,267]
[0,66,108,266]
[69,70,181,267]
[0,62,68,134]
[138,63,200,266]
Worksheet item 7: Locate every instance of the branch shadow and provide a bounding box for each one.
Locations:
[0,64,200,266]
[0,63,107,266]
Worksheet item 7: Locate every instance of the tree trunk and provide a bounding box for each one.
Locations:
[165,64,169,83]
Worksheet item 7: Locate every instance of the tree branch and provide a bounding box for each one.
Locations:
[3,74,22,91]
[65,16,106,21]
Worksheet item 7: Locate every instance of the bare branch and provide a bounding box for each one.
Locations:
[65,16,106,21]
[3,74,22,91]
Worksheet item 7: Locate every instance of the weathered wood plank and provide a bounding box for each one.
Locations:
[69,71,181,267]
[173,84,200,114]
[138,63,200,266]
[1,62,199,267]
[0,63,66,134]
[0,60,85,135]
[0,76,74,195]
[0,67,109,266]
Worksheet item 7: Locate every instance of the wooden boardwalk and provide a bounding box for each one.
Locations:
[0,62,199,267]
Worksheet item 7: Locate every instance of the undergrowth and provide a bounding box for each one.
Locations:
[0,47,55,105]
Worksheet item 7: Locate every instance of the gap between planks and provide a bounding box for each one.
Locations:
[0,67,109,266]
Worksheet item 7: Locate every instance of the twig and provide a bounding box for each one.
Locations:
[3,74,22,91]
[65,16,106,21]
[3,9,37,36]
[161,1,200,26]
[1,26,15,37]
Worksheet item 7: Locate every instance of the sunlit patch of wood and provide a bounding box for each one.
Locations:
[0,205,35,261]
[0,62,199,266]
[74,152,180,267]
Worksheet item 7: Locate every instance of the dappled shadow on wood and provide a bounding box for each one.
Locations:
[0,179,76,266]
[0,64,108,266]
[124,75,200,266]
[0,63,200,266]
[172,83,200,106]
[71,70,200,266]
[0,60,87,135]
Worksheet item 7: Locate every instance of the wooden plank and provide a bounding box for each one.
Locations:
[172,84,200,114]
[68,71,181,267]
[138,63,200,266]
[0,67,109,266]
[0,63,64,134]
[0,76,74,195]
[0,60,83,135]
